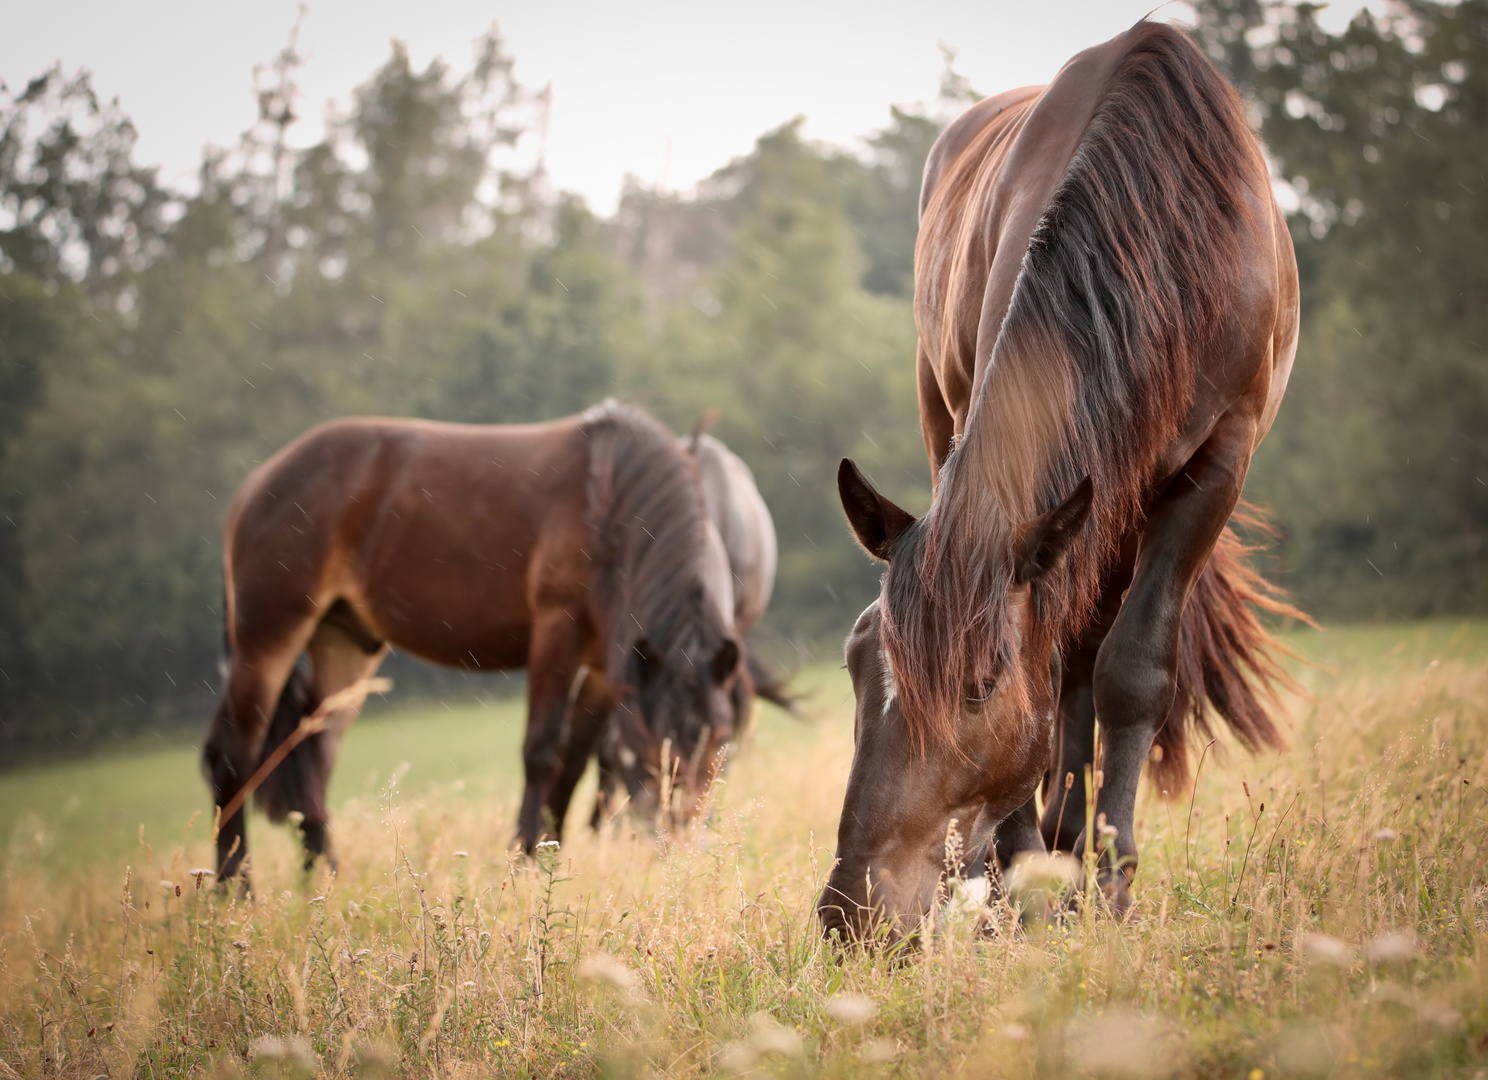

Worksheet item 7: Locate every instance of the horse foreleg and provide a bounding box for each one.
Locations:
[1088,409,1258,915]
[992,795,1046,873]
[1040,656,1095,854]
[517,610,587,853]
[1039,567,1129,852]
[543,670,611,841]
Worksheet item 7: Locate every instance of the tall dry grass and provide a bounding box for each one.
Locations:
[3,623,1487,1078]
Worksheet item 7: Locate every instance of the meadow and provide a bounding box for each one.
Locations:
[3,620,1487,1078]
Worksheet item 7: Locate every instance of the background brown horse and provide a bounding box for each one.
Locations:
[203,400,743,882]
[824,21,1302,939]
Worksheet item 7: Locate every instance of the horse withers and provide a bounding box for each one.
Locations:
[820,22,1303,942]
[203,400,744,883]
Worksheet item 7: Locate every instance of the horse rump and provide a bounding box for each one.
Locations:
[252,663,329,824]
[1150,504,1313,795]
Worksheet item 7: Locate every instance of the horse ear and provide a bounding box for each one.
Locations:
[838,458,917,562]
[687,408,722,455]
[711,638,740,684]
[1014,476,1094,584]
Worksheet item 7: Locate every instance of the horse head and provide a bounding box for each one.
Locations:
[818,459,1091,945]
[598,489,745,831]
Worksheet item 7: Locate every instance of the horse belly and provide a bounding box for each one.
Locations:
[359,559,534,672]
[349,486,568,673]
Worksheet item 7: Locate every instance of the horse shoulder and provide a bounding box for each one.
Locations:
[965,32,1136,403]
[1255,202,1301,446]
[918,86,1044,222]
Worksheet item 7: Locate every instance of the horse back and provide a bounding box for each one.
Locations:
[692,434,776,632]
[914,22,1281,444]
[224,415,595,669]
[915,33,1131,429]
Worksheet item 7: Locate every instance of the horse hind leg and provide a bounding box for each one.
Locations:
[298,599,387,873]
[204,644,305,886]
[252,662,326,866]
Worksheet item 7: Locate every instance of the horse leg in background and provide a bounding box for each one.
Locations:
[730,654,757,738]
[1039,638,1101,854]
[591,749,619,831]
[298,604,387,872]
[1088,411,1258,914]
[203,646,301,885]
[543,669,611,842]
[517,609,587,853]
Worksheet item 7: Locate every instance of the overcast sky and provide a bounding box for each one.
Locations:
[3,0,1378,216]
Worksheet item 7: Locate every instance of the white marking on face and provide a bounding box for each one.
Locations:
[879,647,897,717]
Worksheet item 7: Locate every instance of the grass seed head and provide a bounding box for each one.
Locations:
[1066,1008,1170,1078]
[1301,932,1353,968]
[1366,928,1417,965]
[825,992,878,1025]
[578,952,639,992]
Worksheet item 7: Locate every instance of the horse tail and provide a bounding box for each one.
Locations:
[742,638,798,715]
[1148,503,1314,796]
[252,663,328,823]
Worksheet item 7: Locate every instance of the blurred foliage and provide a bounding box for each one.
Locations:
[1,3,1484,754]
[0,26,933,755]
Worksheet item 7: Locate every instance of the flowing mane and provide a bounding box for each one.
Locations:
[882,23,1273,746]
[582,400,729,692]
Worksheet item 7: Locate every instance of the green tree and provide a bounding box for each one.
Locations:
[1195,0,1488,616]
[0,67,172,296]
[628,121,925,646]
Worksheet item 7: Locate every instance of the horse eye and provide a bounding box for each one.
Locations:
[967,679,997,703]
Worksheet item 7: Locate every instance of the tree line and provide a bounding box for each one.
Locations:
[0,0,1483,758]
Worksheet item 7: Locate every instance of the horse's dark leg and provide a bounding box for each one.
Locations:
[1087,411,1257,914]
[301,615,387,874]
[202,660,287,886]
[543,672,611,841]
[729,662,756,740]
[993,796,1046,872]
[589,734,619,839]
[1041,563,1132,853]
[1040,657,1095,853]
[517,610,587,853]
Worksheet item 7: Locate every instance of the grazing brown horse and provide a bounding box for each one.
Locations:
[821,22,1302,941]
[203,401,743,882]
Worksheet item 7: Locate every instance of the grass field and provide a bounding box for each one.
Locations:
[3,621,1488,1078]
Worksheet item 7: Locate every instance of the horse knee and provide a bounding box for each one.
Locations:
[522,732,564,779]
[202,721,246,801]
[1092,644,1176,735]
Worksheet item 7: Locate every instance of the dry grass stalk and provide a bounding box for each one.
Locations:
[2,623,1487,1077]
